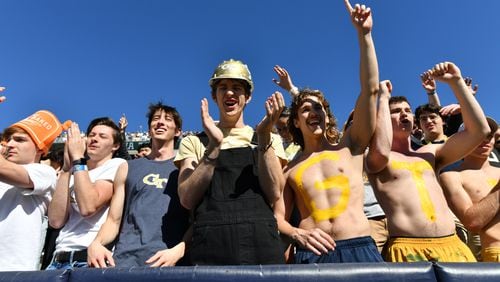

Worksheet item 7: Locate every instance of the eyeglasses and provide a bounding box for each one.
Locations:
[418,114,440,122]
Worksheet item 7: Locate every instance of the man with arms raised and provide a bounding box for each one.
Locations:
[47,118,125,269]
[176,58,286,265]
[367,62,490,262]
[440,118,500,262]
[275,0,383,263]
[0,110,69,270]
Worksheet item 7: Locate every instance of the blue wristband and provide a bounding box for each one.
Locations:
[72,164,88,173]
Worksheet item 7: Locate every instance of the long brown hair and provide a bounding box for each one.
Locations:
[288,89,340,149]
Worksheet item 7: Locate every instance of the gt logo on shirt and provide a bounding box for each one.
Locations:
[143,174,168,188]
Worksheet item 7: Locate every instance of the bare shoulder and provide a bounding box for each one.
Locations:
[283,155,304,179]
[440,169,460,181]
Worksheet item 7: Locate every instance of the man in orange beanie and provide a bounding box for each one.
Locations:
[0,110,71,271]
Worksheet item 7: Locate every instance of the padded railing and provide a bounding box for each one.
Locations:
[1,263,499,282]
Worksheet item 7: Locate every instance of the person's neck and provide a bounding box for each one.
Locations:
[424,132,447,143]
[88,155,112,170]
[392,135,413,154]
[463,154,490,170]
[302,135,330,155]
[149,139,175,161]
[217,119,245,128]
[218,114,245,129]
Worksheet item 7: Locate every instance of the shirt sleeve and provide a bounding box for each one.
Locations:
[21,163,57,196]
[270,132,287,163]
[174,135,204,168]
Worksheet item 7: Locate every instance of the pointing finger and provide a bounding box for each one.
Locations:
[343,0,353,12]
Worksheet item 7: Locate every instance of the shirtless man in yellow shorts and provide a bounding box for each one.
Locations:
[440,118,500,262]
[367,62,490,262]
[274,0,383,263]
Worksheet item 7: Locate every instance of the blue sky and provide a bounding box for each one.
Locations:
[1,0,498,134]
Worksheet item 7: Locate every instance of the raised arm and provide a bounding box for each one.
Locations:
[68,123,114,217]
[438,77,479,117]
[344,0,379,153]
[440,171,500,232]
[256,92,286,204]
[272,65,299,97]
[365,80,392,174]
[48,140,73,228]
[426,62,489,170]
[420,72,440,106]
[0,154,36,188]
[87,162,128,268]
[178,98,223,209]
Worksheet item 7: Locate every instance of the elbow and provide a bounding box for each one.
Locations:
[49,220,65,229]
[267,190,281,205]
[48,210,67,229]
[470,121,490,140]
[179,192,193,210]
[178,186,194,210]
[48,216,66,229]
[180,197,194,210]
[364,83,380,98]
[79,206,99,218]
[461,214,483,233]
[480,125,490,139]
[270,193,281,205]
[463,220,482,233]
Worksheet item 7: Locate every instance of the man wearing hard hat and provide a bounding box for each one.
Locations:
[175,59,287,265]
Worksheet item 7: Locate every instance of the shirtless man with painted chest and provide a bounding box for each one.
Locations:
[367,62,490,262]
[274,0,383,263]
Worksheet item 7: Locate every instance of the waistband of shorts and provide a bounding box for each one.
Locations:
[388,233,457,244]
[296,235,374,251]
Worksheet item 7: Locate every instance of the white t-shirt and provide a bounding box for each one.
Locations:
[55,158,125,252]
[0,163,57,271]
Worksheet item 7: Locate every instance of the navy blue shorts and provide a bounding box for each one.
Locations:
[295,236,384,263]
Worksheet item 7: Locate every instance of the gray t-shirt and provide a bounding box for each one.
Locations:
[113,157,189,267]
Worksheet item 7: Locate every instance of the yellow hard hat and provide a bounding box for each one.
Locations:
[209,59,254,93]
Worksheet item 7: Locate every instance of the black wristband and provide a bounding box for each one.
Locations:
[202,150,217,164]
[72,158,87,166]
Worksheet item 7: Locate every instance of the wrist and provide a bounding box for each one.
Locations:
[258,137,274,152]
[202,149,218,164]
[72,164,88,174]
[289,86,299,96]
[426,90,436,95]
[72,157,87,166]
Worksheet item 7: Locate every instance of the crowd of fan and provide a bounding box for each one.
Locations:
[0,0,499,273]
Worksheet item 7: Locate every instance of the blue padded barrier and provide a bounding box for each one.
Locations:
[69,263,437,282]
[2,263,500,282]
[0,269,68,282]
[434,263,500,282]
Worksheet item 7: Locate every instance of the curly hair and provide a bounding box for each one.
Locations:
[288,88,340,149]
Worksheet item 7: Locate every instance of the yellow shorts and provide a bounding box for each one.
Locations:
[482,247,500,262]
[383,234,476,262]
